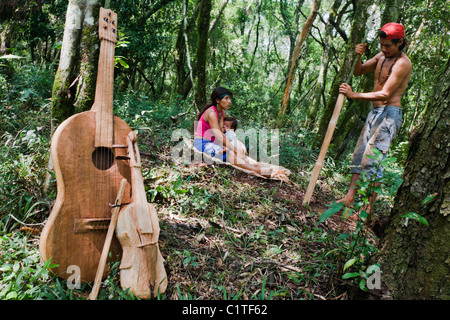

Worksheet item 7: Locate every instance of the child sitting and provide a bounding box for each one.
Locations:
[222,117,247,155]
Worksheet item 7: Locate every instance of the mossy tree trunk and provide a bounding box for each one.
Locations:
[45,0,100,195]
[376,59,450,299]
[313,0,371,149]
[51,0,100,131]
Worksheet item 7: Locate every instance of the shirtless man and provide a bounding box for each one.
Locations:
[337,22,412,212]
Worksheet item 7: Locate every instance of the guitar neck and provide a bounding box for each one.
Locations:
[92,7,117,148]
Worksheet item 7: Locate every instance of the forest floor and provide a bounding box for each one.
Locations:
[0,122,392,301]
[127,136,386,301]
[0,82,396,300]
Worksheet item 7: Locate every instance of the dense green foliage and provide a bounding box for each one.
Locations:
[0,0,448,300]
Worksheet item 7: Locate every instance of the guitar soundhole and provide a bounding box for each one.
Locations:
[92,147,114,170]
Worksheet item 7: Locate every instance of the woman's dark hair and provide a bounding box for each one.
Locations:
[224,116,237,130]
[379,31,408,51]
[195,87,233,121]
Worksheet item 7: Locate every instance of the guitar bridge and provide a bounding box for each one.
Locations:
[74,218,111,233]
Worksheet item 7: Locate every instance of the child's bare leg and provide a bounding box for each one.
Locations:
[227,151,271,177]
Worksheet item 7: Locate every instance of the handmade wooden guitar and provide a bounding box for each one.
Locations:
[40,8,167,296]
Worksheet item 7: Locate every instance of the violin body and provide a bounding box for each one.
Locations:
[116,202,167,298]
[40,111,132,282]
[115,132,167,298]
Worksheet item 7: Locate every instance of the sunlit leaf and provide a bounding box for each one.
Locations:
[317,201,344,224]
[342,272,360,279]
[422,193,438,205]
[343,257,357,272]
[401,212,429,227]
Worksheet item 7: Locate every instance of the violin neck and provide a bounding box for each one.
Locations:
[92,7,117,148]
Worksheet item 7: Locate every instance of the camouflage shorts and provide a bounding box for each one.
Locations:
[350,105,402,179]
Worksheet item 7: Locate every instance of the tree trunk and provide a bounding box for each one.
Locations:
[276,0,320,128]
[45,0,100,195]
[194,0,212,111]
[279,0,305,75]
[376,59,450,299]
[175,8,188,99]
[73,2,100,114]
[0,22,12,54]
[313,0,370,148]
[51,0,100,131]
[304,0,340,130]
[246,0,262,75]
[380,0,404,23]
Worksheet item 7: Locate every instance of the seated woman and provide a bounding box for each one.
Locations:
[193,87,287,180]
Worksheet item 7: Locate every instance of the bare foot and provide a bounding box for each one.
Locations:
[193,161,208,167]
[270,169,289,183]
[336,196,354,208]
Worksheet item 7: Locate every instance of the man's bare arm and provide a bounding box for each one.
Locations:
[340,58,412,101]
[353,44,380,76]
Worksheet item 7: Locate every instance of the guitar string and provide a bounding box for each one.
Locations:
[106,11,112,238]
[100,11,106,237]
[108,11,118,246]
[104,11,108,231]
[101,11,108,240]
[102,9,111,254]
[104,10,111,249]
[109,11,115,220]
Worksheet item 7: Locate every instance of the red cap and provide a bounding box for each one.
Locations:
[380,23,405,39]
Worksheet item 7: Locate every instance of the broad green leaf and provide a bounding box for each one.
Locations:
[317,202,344,224]
[381,157,397,166]
[52,41,63,50]
[371,147,383,160]
[422,193,438,205]
[365,154,379,160]
[359,210,368,221]
[373,187,383,194]
[401,212,429,227]
[342,272,360,279]
[173,176,183,190]
[118,58,129,68]
[343,257,357,272]
[359,278,367,291]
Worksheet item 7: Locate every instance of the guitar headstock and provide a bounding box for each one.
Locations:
[99,7,117,43]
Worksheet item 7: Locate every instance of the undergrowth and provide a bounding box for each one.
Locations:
[0,62,405,300]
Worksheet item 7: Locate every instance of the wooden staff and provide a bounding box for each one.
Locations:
[88,178,128,300]
[303,54,361,205]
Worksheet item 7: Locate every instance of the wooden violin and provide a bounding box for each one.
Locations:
[115,131,167,298]
[40,8,166,297]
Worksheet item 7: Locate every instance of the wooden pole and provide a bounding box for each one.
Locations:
[303,54,360,205]
[88,178,127,300]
